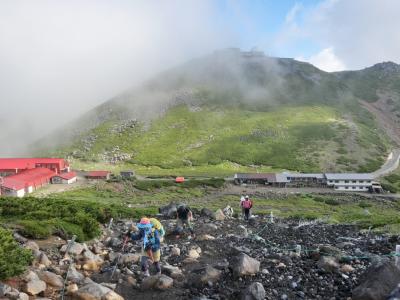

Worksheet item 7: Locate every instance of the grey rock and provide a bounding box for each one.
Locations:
[242,282,265,300]
[233,253,260,277]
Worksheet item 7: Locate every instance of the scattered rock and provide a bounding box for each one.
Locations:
[340,264,355,273]
[242,282,266,300]
[74,282,123,300]
[171,247,181,256]
[67,265,85,283]
[353,261,400,300]
[201,208,214,218]
[233,253,260,277]
[61,242,85,256]
[141,275,174,290]
[196,234,216,241]
[214,209,225,221]
[37,271,63,288]
[121,253,140,264]
[25,241,40,251]
[317,256,339,273]
[188,249,200,259]
[24,272,47,296]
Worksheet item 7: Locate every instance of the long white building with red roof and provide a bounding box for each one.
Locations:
[0,158,76,197]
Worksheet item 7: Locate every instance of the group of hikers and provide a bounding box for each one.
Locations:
[125,194,254,277]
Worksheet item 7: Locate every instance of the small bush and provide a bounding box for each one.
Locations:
[313,196,325,203]
[324,199,340,206]
[0,227,33,280]
[381,183,398,193]
[18,220,54,239]
[359,201,372,209]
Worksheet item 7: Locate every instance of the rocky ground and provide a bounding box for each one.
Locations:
[2,204,400,300]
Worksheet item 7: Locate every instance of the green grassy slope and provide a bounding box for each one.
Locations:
[51,104,387,175]
[36,51,400,175]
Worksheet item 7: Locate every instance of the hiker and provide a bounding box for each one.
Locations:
[175,204,195,238]
[241,195,253,221]
[240,195,245,218]
[149,217,165,242]
[129,217,161,277]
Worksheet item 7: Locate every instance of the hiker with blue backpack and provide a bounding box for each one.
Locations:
[129,217,162,277]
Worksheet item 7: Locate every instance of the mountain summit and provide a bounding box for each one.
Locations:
[35,49,400,176]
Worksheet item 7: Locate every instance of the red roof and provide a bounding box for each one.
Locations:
[1,168,55,191]
[86,171,110,177]
[0,158,68,170]
[54,171,77,180]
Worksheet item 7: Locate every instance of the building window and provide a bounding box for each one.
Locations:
[335,180,339,183]
[344,180,349,183]
[352,186,356,189]
[345,186,349,189]
[352,180,356,183]
[359,180,364,183]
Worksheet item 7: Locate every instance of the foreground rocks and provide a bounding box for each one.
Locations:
[4,207,400,300]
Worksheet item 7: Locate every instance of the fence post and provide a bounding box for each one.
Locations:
[295,244,302,256]
[61,235,77,300]
[270,211,274,223]
[107,218,114,230]
[396,245,400,268]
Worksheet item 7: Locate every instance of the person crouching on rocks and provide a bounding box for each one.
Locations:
[241,196,253,221]
[129,217,161,277]
[176,204,195,239]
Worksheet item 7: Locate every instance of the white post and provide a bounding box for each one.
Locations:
[295,245,301,255]
[270,211,274,223]
[107,218,113,230]
[396,245,400,268]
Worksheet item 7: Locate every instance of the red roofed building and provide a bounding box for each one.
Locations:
[51,171,77,184]
[85,171,111,180]
[0,158,69,176]
[1,168,55,197]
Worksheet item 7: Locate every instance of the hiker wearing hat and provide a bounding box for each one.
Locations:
[129,217,162,277]
[241,195,253,221]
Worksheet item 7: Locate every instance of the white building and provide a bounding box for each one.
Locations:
[51,172,77,184]
[325,173,374,191]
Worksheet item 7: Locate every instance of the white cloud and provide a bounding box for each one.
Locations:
[297,47,346,72]
[279,0,400,70]
[0,0,237,155]
[285,2,303,24]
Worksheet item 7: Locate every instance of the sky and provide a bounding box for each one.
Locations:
[0,0,399,154]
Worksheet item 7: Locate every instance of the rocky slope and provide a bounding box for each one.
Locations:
[2,204,400,300]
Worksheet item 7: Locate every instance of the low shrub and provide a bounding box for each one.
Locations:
[359,201,372,209]
[324,199,340,206]
[0,227,33,280]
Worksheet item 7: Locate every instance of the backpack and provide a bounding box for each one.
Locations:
[243,200,252,209]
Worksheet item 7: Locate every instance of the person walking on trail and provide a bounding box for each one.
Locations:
[241,196,253,221]
[129,217,161,277]
[240,195,245,218]
[176,204,195,238]
[149,217,165,242]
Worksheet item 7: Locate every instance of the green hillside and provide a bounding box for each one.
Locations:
[36,50,399,176]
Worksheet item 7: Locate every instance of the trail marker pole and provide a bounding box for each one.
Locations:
[61,235,77,300]
[270,211,274,223]
[107,218,114,230]
[295,245,302,256]
[396,245,400,268]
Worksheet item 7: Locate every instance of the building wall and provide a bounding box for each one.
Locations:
[327,179,372,187]
[334,186,369,191]
[1,187,25,197]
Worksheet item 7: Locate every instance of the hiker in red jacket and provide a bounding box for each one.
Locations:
[241,195,253,221]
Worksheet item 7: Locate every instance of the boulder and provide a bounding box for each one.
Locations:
[82,249,103,263]
[67,265,85,283]
[233,253,260,277]
[13,232,28,243]
[24,273,47,296]
[200,266,221,284]
[0,283,12,297]
[18,292,30,300]
[237,225,248,237]
[39,252,52,267]
[200,208,214,218]
[159,202,178,218]
[67,284,79,295]
[141,274,173,290]
[203,223,218,231]
[188,249,200,259]
[83,259,102,271]
[171,247,181,256]
[214,209,225,221]
[37,271,63,288]
[74,282,123,300]
[162,264,183,279]
[318,245,344,259]
[317,256,339,273]
[196,234,215,241]
[25,241,40,251]
[353,261,400,300]
[121,253,140,264]
[242,282,266,300]
[340,264,355,273]
[61,242,85,256]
